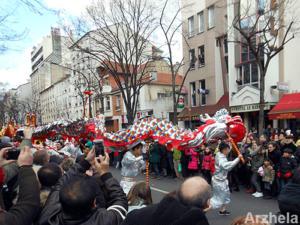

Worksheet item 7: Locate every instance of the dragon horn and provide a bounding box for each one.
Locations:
[200,114,206,122]
[205,113,212,120]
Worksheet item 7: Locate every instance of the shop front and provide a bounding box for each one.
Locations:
[269,92,300,136]
[231,103,275,131]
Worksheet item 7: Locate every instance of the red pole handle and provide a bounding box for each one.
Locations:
[225,132,245,164]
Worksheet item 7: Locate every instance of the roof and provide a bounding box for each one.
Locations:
[178,93,229,121]
[150,73,183,86]
[109,72,183,93]
[269,93,300,120]
[101,60,147,74]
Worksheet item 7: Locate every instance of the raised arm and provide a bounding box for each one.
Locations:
[0,146,40,225]
[94,153,128,224]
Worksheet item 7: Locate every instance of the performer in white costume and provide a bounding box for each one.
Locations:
[120,143,146,195]
[210,142,243,216]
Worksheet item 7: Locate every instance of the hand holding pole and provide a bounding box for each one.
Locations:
[225,132,245,164]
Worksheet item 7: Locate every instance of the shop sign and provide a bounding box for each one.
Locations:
[277,82,289,91]
[231,104,271,113]
[274,113,296,120]
[177,96,185,108]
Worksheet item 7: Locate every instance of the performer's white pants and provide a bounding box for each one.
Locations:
[210,177,231,209]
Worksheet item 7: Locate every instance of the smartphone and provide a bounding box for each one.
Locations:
[7,148,21,160]
[93,139,105,157]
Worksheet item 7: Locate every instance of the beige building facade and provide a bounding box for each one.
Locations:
[179,0,229,128]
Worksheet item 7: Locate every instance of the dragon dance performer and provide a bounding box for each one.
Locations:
[120,142,148,195]
[210,142,243,216]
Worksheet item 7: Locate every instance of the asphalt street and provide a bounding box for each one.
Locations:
[110,167,279,225]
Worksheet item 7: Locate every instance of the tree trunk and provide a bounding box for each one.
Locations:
[258,70,265,136]
[172,75,178,125]
[127,109,134,125]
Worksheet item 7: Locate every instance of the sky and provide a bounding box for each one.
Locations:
[0,0,182,90]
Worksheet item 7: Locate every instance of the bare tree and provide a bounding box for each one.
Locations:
[0,0,57,54]
[229,0,298,134]
[64,0,156,124]
[158,0,195,124]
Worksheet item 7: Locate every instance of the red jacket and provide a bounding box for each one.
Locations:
[186,149,198,170]
[202,153,212,171]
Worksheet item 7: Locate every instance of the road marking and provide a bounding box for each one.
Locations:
[150,186,169,194]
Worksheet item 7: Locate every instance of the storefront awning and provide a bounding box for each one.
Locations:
[178,93,229,121]
[269,93,300,120]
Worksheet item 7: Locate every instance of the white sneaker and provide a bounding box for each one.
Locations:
[252,192,259,196]
[254,192,263,198]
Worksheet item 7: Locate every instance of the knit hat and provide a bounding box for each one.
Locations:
[284,148,293,154]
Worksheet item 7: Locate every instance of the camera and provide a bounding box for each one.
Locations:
[7,148,21,160]
[93,139,105,157]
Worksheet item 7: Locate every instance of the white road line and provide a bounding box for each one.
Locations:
[150,186,169,194]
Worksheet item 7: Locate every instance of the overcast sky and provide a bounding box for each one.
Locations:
[0,0,182,90]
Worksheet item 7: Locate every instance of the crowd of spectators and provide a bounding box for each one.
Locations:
[0,125,299,225]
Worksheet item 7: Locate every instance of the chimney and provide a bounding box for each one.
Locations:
[152,46,157,59]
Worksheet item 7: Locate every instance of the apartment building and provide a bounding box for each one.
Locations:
[30,28,72,125]
[3,83,32,125]
[178,0,229,128]
[227,0,300,131]
[102,57,184,132]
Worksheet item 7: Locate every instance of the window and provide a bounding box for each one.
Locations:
[240,36,258,63]
[198,46,205,67]
[237,62,259,88]
[116,95,121,110]
[197,12,204,33]
[104,77,109,86]
[157,93,170,98]
[224,15,228,33]
[190,82,196,107]
[223,38,228,54]
[188,16,195,37]
[223,38,228,73]
[199,79,206,105]
[150,71,157,81]
[208,6,215,29]
[106,96,111,110]
[189,49,195,69]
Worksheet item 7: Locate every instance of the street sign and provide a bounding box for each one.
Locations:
[102,85,112,94]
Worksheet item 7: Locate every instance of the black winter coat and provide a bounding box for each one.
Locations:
[121,196,210,225]
[38,160,128,225]
[268,149,281,171]
[278,183,300,224]
[293,147,300,164]
[160,145,168,169]
[0,166,40,225]
[278,157,298,176]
